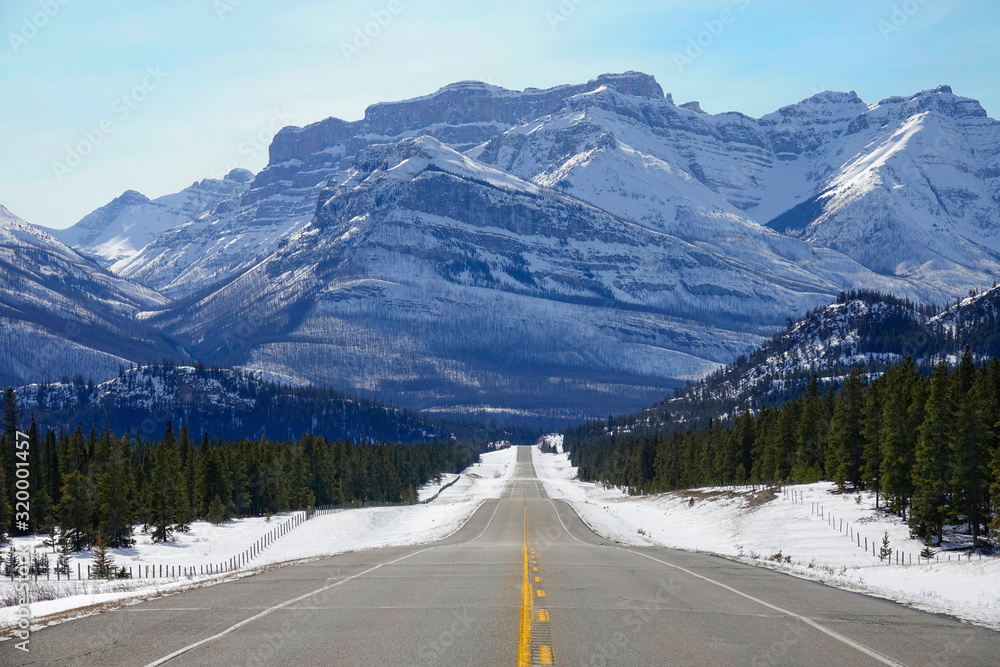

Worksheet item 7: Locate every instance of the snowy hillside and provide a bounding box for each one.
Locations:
[16,364,451,444]
[0,205,176,387]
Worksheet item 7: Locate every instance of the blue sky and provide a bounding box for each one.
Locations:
[1,0,996,229]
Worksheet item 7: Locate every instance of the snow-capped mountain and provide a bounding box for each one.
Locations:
[19,73,1000,422]
[767,86,1000,294]
[149,136,790,420]
[0,205,177,387]
[475,83,1000,301]
[49,169,254,268]
[104,73,665,298]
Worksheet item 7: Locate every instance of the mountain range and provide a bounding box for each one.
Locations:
[4,71,1000,425]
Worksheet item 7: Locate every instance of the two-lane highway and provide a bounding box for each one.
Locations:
[12,447,1000,666]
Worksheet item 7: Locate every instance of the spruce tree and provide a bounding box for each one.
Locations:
[990,442,1000,541]
[880,359,921,519]
[147,422,186,542]
[1,388,18,534]
[55,534,71,576]
[911,362,954,545]
[861,377,884,505]
[96,443,135,548]
[178,426,196,529]
[206,496,226,525]
[826,366,866,491]
[794,375,824,482]
[56,471,94,551]
[879,531,892,562]
[92,535,115,579]
[32,487,55,545]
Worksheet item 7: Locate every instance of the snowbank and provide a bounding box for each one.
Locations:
[0,446,517,634]
[532,446,1000,630]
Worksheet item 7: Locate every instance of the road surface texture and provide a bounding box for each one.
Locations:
[10,446,1000,666]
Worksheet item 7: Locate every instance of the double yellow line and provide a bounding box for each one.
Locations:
[519,507,533,666]
[519,506,553,666]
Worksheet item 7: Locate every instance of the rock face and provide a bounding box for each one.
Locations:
[0,206,177,388]
[24,73,1000,423]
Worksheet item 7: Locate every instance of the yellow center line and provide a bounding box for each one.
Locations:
[518,507,532,667]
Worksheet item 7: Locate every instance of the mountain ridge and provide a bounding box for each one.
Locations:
[11,73,1000,423]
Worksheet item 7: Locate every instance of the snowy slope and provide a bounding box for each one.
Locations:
[50,169,253,267]
[473,85,928,301]
[765,87,1000,292]
[111,73,665,298]
[0,205,176,387]
[16,364,449,443]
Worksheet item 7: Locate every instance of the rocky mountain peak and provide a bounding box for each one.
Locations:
[224,168,255,183]
[591,71,664,99]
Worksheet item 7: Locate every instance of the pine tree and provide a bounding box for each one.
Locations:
[147,423,186,542]
[206,496,226,525]
[879,531,892,562]
[949,372,993,548]
[96,443,135,548]
[911,362,954,545]
[826,366,866,491]
[794,375,825,482]
[92,535,115,579]
[178,426,196,529]
[62,425,88,475]
[1,388,19,534]
[772,401,799,484]
[32,487,55,545]
[880,359,921,519]
[56,471,94,551]
[55,534,71,576]
[990,442,1000,541]
[195,446,233,518]
[31,551,50,576]
[861,377,884,506]
[2,545,16,578]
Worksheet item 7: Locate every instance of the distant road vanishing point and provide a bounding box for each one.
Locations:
[14,447,1000,666]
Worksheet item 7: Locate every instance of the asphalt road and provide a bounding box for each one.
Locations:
[9,446,1000,666]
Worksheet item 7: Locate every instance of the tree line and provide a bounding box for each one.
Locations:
[565,349,1000,547]
[655,288,1000,434]
[0,389,483,551]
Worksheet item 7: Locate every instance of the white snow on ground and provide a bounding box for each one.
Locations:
[540,433,564,453]
[532,446,1000,630]
[0,446,517,634]
[416,473,459,502]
